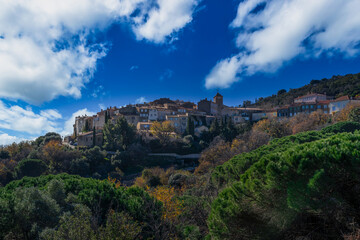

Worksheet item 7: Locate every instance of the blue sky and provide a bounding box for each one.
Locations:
[1,0,360,144]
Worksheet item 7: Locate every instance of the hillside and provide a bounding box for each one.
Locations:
[251,73,360,107]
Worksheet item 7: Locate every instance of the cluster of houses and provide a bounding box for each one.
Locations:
[70,93,360,147]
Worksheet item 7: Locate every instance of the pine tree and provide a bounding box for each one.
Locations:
[103,116,136,151]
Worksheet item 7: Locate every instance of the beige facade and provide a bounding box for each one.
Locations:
[252,111,277,121]
[74,116,94,136]
[157,108,175,121]
[137,122,153,131]
[329,96,360,114]
[77,131,103,147]
[294,93,329,103]
[166,114,188,133]
[93,114,105,130]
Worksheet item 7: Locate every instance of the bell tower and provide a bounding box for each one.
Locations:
[213,92,223,106]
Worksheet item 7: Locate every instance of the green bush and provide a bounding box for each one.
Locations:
[321,121,360,134]
[208,132,360,239]
[212,122,360,188]
[14,159,48,179]
[348,107,360,123]
[0,174,162,239]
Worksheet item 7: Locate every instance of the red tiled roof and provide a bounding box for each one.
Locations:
[294,93,327,100]
[333,95,350,102]
[317,100,331,104]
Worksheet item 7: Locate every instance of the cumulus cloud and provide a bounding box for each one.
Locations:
[40,109,63,120]
[61,108,96,137]
[0,133,28,146]
[205,55,243,89]
[0,0,200,104]
[205,0,360,89]
[0,101,61,135]
[133,0,200,43]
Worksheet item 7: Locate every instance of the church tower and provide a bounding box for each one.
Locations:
[213,92,223,106]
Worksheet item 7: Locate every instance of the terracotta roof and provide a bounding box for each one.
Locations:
[214,92,223,97]
[333,95,350,102]
[294,93,327,100]
[318,100,331,104]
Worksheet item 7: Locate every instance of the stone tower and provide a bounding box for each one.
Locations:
[213,92,223,106]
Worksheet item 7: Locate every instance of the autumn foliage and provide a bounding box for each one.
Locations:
[148,185,183,222]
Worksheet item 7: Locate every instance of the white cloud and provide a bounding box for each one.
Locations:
[205,55,243,89]
[0,0,200,104]
[133,0,200,43]
[40,109,62,120]
[0,104,97,140]
[61,108,96,137]
[135,97,147,104]
[205,0,360,89]
[0,101,60,135]
[0,133,28,146]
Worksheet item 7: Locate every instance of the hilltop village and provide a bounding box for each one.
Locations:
[68,92,360,147]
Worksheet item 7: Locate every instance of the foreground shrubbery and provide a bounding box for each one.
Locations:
[208,122,360,239]
[0,174,163,240]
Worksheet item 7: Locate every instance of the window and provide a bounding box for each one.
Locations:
[317,105,321,109]
[306,105,309,109]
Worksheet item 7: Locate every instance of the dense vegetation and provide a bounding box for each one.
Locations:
[0,174,162,240]
[209,122,360,239]
[1,99,360,239]
[249,73,360,107]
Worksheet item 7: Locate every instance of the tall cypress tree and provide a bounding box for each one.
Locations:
[105,111,109,124]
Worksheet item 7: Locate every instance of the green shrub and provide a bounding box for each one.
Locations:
[321,121,360,134]
[208,132,360,239]
[14,159,48,179]
[0,174,162,239]
[348,107,360,122]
